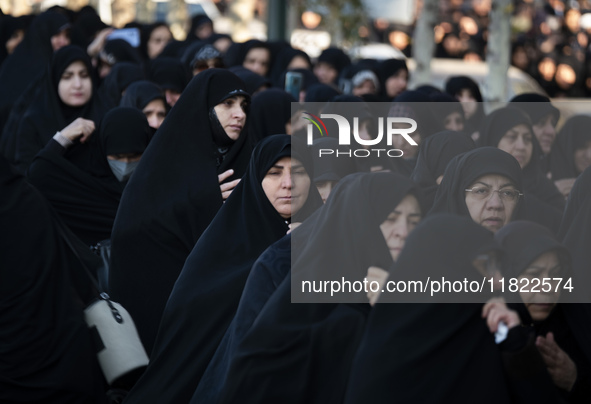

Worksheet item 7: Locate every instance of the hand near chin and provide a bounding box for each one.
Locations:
[536,332,577,392]
[219,169,241,201]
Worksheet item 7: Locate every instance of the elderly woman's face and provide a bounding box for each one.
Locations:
[262,157,310,219]
[464,174,520,233]
[380,194,422,262]
[518,250,562,321]
[213,95,248,140]
[58,61,92,107]
[497,124,533,169]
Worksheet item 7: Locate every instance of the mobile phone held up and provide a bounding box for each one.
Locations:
[285,71,303,101]
[107,28,140,48]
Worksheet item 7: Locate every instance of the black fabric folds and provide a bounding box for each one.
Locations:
[496,221,591,403]
[559,166,591,302]
[108,69,253,354]
[411,130,475,210]
[148,56,190,93]
[119,80,165,111]
[550,115,591,181]
[344,214,509,403]
[124,134,322,404]
[0,11,69,132]
[216,172,421,404]
[248,88,295,143]
[98,61,144,109]
[27,107,151,246]
[0,156,106,403]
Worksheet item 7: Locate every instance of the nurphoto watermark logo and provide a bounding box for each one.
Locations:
[295,102,419,158]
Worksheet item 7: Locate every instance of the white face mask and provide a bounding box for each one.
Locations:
[108,159,140,182]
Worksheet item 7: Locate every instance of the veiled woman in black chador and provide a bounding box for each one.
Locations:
[109,69,254,354]
[123,134,322,404]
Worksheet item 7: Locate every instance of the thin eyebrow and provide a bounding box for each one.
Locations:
[292,164,305,170]
[499,183,516,189]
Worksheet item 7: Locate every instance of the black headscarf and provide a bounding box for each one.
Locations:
[0,155,106,402]
[304,82,341,103]
[119,79,165,111]
[0,11,69,132]
[139,22,170,61]
[108,69,253,354]
[99,38,142,68]
[495,221,591,401]
[97,61,144,109]
[0,14,27,66]
[270,47,311,87]
[344,214,511,403]
[311,136,357,183]
[69,8,106,49]
[216,173,422,404]
[377,58,407,99]
[559,166,591,302]
[248,88,295,143]
[186,13,213,42]
[478,107,564,232]
[224,39,271,73]
[509,93,560,128]
[123,134,322,404]
[444,75,486,136]
[550,115,591,181]
[411,130,475,210]
[148,56,191,93]
[429,147,526,221]
[27,107,151,246]
[10,45,106,172]
[316,47,351,84]
[228,65,271,95]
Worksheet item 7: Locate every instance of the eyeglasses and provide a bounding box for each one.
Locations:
[465,186,523,202]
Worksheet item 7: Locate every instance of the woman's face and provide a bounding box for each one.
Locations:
[456,89,477,119]
[444,111,464,132]
[532,115,556,155]
[497,123,533,169]
[58,61,92,107]
[464,174,520,233]
[315,180,338,204]
[6,29,24,54]
[380,194,422,262]
[243,47,271,77]
[574,140,591,174]
[213,95,248,140]
[142,99,167,129]
[147,26,172,59]
[518,250,562,321]
[51,29,70,52]
[391,123,420,159]
[313,62,338,84]
[262,156,311,220]
[287,55,311,70]
[385,69,408,98]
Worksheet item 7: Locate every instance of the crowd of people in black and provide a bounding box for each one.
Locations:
[1,4,591,404]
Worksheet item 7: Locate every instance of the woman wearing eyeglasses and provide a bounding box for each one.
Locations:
[429,147,526,233]
[478,107,564,234]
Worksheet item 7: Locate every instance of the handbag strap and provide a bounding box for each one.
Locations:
[55,221,124,324]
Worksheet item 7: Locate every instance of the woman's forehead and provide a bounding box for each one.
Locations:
[469,174,515,187]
